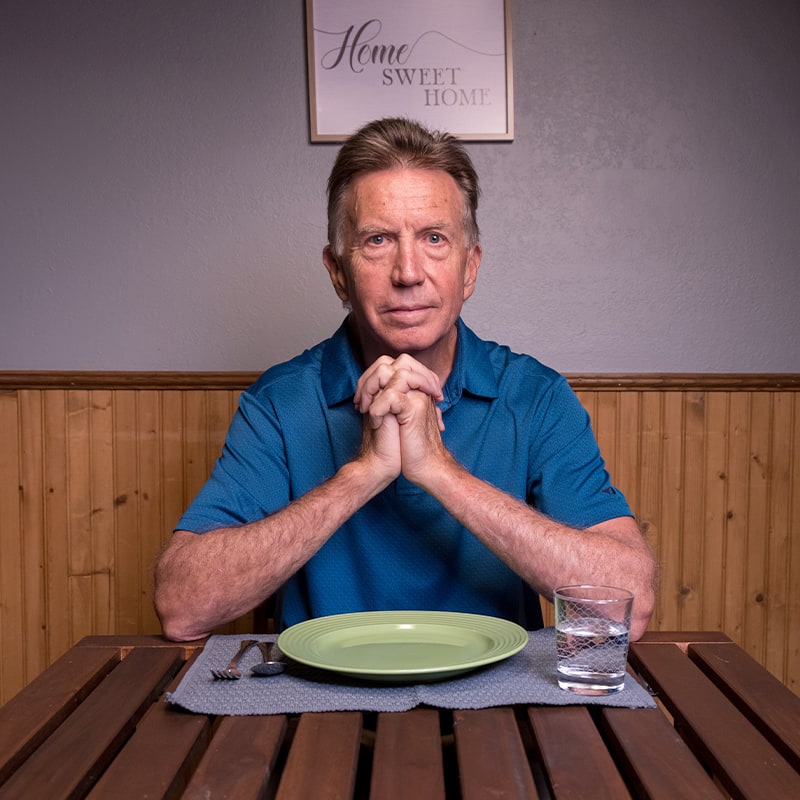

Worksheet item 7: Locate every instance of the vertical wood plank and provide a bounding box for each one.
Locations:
[0,390,24,701]
[701,392,728,631]
[637,392,663,604]
[44,390,71,662]
[577,391,600,465]
[576,391,597,459]
[788,394,800,694]
[724,393,751,645]
[681,392,706,628]
[205,390,232,474]
[594,391,620,481]
[183,392,209,504]
[18,390,47,687]
[66,390,94,642]
[659,392,684,630]
[615,390,641,515]
[765,393,792,681]
[575,390,595,425]
[113,391,140,634]
[744,393,771,664]
[69,575,94,646]
[160,390,186,537]
[90,390,114,634]
[137,391,163,633]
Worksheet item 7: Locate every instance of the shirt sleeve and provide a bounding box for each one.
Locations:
[175,389,291,533]
[527,376,632,528]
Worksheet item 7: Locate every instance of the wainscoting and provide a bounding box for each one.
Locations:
[0,372,797,704]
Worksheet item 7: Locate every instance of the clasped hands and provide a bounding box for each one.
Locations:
[353,354,449,487]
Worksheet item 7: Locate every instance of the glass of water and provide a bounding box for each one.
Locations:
[553,585,634,695]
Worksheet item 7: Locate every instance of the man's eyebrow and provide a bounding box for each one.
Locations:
[356,224,389,235]
[420,221,453,232]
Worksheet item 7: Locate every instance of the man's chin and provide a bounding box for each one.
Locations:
[356,316,457,362]
[379,329,447,358]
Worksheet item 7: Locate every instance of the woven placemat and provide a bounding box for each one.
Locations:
[166,628,656,715]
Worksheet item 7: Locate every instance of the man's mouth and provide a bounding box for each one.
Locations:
[384,306,432,322]
[385,304,431,314]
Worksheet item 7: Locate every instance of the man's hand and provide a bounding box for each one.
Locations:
[355,354,444,417]
[355,355,448,486]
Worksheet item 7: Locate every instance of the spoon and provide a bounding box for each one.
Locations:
[251,641,285,676]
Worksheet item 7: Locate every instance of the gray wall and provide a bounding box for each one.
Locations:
[2,1,798,372]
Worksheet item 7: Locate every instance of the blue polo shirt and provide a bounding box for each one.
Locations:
[177,318,631,630]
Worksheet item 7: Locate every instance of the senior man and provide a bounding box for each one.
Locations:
[155,117,656,642]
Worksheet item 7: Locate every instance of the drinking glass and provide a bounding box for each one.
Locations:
[554,585,633,695]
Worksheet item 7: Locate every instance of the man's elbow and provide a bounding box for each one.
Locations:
[155,589,209,642]
[629,583,656,642]
[628,535,657,642]
[154,536,210,641]
[157,608,209,642]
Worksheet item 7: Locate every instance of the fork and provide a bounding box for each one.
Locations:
[211,638,258,680]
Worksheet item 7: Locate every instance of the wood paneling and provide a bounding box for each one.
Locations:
[0,374,798,704]
[569,386,799,695]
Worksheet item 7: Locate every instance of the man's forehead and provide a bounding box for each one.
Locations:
[348,167,464,223]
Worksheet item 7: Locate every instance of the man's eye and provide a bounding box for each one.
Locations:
[428,233,443,244]
[367,234,385,245]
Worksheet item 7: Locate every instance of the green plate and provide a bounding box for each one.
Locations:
[277,611,528,682]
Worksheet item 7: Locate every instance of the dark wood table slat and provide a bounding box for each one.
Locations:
[276,711,362,799]
[0,646,119,787]
[182,714,287,800]
[0,647,183,800]
[629,642,800,799]
[689,642,800,771]
[529,705,632,799]
[600,707,723,799]
[370,709,446,799]
[86,650,211,800]
[453,707,539,800]
[636,632,732,647]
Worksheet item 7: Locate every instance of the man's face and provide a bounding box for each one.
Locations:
[323,168,481,369]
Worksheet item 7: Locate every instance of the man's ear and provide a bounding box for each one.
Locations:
[462,242,482,301]
[323,245,350,304]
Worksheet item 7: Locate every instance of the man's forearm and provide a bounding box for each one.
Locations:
[155,458,390,641]
[417,455,656,639]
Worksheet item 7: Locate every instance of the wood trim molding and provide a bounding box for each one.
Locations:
[0,372,259,390]
[564,373,800,391]
[1,371,798,392]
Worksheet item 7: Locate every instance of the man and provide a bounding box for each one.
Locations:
[155,118,656,642]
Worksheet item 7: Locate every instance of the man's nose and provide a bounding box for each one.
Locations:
[392,240,424,285]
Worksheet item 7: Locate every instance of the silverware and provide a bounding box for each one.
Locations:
[251,640,286,676]
[211,638,259,680]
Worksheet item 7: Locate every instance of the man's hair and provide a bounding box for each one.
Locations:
[326,117,481,257]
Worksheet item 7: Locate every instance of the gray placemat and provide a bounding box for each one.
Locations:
[166,628,656,715]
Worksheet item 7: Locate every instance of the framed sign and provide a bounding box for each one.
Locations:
[305,0,514,141]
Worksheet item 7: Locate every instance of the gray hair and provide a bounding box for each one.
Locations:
[326,117,481,257]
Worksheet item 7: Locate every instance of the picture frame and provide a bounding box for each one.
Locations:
[305,0,514,141]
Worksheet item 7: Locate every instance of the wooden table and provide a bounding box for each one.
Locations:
[0,632,798,799]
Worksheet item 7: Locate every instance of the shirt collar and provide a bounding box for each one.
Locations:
[320,320,363,407]
[320,317,500,409]
[441,318,499,411]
